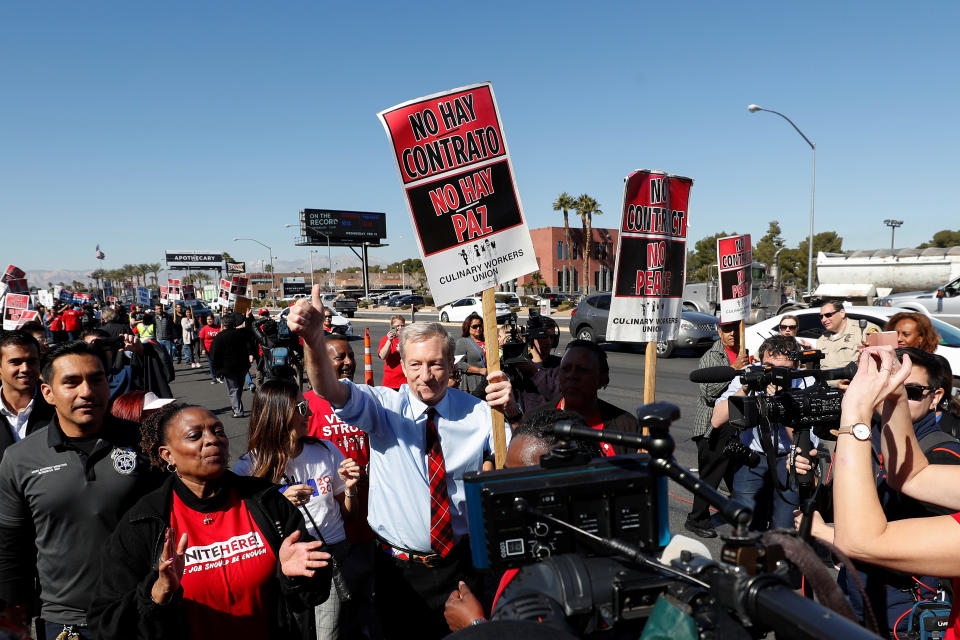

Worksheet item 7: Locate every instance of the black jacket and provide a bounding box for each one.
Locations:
[89,472,330,640]
[0,390,55,461]
[210,328,255,378]
[539,394,640,456]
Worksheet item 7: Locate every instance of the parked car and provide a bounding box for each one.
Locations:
[278,305,353,336]
[567,293,719,358]
[876,275,960,323]
[394,294,425,308]
[538,293,574,308]
[320,293,358,318]
[745,306,960,389]
[494,292,521,308]
[438,297,514,324]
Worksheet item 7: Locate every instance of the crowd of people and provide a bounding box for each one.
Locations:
[4,288,960,638]
[686,299,960,638]
[0,287,641,640]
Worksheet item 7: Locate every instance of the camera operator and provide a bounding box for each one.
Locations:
[685,322,748,538]
[500,311,562,412]
[795,347,960,638]
[710,334,819,531]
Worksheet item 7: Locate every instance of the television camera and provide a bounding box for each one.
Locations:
[460,403,879,639]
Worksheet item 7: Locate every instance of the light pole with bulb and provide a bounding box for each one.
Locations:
[748,104,816,296]
[883,219,903,250]
[233,237,274,301]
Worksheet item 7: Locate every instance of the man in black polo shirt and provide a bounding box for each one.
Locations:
[0,341,157,640]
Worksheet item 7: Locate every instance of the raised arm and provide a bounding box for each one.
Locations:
[831,348,960,576]
[288,285,348,408]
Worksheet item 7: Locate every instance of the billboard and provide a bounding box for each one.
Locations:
[298,210,387,246]
[165,251,224,269]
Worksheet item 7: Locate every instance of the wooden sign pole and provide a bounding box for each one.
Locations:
[644,342,657,404]
[481,288,507,469]
[739,319,746,358]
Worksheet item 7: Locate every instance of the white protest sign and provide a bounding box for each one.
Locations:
[377,82,538,306]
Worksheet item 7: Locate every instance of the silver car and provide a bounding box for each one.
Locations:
[568,293,719,358]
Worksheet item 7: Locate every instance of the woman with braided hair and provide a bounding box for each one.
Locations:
[89,402,332,639]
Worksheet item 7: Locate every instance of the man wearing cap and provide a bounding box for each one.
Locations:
[685,321,749,538]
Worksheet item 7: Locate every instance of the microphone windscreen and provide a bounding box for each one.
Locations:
[689,366,737,384]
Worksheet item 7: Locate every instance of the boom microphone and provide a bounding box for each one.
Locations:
[821,361,858,381]
[689,366,737,383]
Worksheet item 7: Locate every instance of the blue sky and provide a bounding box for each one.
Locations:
[2,2,958,279]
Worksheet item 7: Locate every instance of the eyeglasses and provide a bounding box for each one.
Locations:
[905,384,936,402]
[295,400,310,416]
[819,310,839,319]
[470,324,482,329]
[778,324,798,331]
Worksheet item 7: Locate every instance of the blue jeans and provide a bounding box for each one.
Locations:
[733,452,798,531]
[207,352,217,380]
[182,341,192,363]
[157,339,175,363]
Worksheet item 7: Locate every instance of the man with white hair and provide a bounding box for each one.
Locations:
[288,286,520,640]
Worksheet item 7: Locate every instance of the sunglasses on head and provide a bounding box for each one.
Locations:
[905,384,936,402]
[779,324,798,330]
[296,400,310,416]
[820,310,839,319]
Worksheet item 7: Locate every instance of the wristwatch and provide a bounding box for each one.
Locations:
[836,422,871,441]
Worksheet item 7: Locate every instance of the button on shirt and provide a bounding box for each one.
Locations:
[334,380,508,553]
[718,373,820,454]
[0,386,35,442]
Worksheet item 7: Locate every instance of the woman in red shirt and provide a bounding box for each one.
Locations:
[377,315,406,389]
[89,403,332,639]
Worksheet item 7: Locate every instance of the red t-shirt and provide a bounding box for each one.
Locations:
[170,488,277,640]
[557,399,614,456]
[724,345,738,365]
[378,335,405,389]
[62,309,82,332]
[305,390,374,543]
[198,325,221,352]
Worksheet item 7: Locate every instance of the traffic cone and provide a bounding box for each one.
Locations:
[364,327,375,385]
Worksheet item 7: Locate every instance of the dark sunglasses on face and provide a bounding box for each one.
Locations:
[820,310,839,319]
[470,324,482,329]
[905,384,936,402]
[779,324,798,331]
[296,400,310,415]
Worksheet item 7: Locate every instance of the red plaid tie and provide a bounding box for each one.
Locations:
[425,408,454,556]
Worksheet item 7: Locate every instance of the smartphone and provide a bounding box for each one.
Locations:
[866,330,898,347]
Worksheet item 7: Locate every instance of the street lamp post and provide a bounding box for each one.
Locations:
[748,104,816,297]
[286,224,332,291]
[883,219,903,250]
[233,237,275,301]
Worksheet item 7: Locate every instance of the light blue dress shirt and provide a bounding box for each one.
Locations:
[334,380,509,553]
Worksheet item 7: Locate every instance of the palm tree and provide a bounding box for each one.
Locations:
[552,192,576,293]
[145,263,162,286]
[90,269,107,297]
[575,194,602,294]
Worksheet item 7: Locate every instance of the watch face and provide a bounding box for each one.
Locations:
[853,423,871,440]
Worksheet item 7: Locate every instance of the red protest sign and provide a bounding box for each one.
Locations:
[378,83,537,305]
[607,170,693,343]
[716,234,752,323]
[2,266,25,283]
[3,294,32,331]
